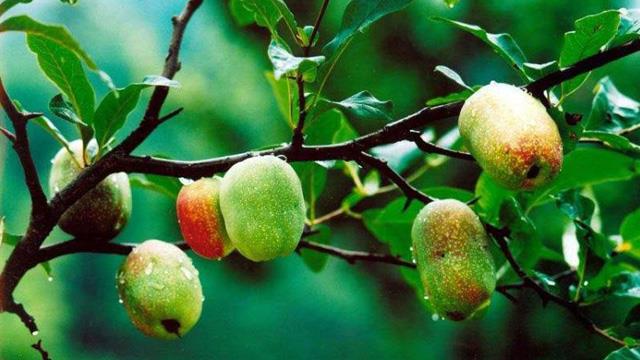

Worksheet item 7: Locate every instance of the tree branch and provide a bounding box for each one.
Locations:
[409,130,474,161]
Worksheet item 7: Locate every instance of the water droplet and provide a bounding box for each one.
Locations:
[180,267,193,280]
[431,314,439,322]
[409,246,414,252]
[583,280,589,286]
[151,282,165,290]
[216,258,222,261]
[47,276,53,282]
[423,295,429,300]
[31,331,39,336]
[144,263,154,276]
[119,278,125,285]
[54,186,60,193]
[412,259,416,264]
[202,297,205,302]
[118,298,124,304]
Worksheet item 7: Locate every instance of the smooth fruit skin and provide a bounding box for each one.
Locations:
[49,140,131,239]
[117,240,203,340]
[411,199,496,321]
[459,82,563,190]
[219,156,306,262]
[176,177,234,259]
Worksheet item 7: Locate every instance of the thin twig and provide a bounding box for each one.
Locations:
[31,340,51,360]
[298,240,416,268]
[409,130,474,161]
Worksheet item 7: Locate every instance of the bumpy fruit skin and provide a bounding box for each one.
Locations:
[459,82,563,190]
[411,199,496,321]
[117,240,203,340]
[49,140,131,239]
[219,156,306,262]
[176,177,234,259]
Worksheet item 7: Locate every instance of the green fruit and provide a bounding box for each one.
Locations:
[219,156,306,262]
[49,140,131,239]
[411,199,496,321]
[459,82,563,190]
[176,177,234,259]
[117,240,203,340]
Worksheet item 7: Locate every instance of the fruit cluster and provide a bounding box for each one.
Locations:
[48,83,563,336]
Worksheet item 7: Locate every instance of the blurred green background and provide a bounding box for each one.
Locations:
[1,0,639,359]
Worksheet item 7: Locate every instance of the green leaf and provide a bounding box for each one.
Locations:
[93,84,147,149]
[532,148,639,202]
[317,91,393,123]
[582,131,640,156]
[604,347,640,360]
[299,225,331,273]
[0,15,96,69]
[237,0,298,40]
[584,272,640,302]
[292,162,328,218]
[49,94,86,126]
[426,88,475,106]
[621,208,640,243]
[141,75,181,88]
[228,0,255,26]
[609,8,640,47]
[265,71,296,127]
[434,65,472,91]
[475,172,514,225]
[587,77,640,132]
[433,17,528,80]
[129,174,181,199]
[305,109,358,146]
[323,0,412,60]
[0,0,31,17]
[0,218,22,247]
[548,106,585,154]
[60,0,78,4]
[523,61,558,80]
[559,10,621,100]
[27,34,95,127]
[268,40,325,81]
[32,116,73,155]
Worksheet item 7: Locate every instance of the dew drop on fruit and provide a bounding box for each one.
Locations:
[118,298,124,304]
[431,314,439,322]
[144,263,154,276]
[423,295,429,300]
[32,331,39,336]
[47,276,53,282]
[180,267,193,280]
[151,282,165,290]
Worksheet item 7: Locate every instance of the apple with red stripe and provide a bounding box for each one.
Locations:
[176,177,234,259]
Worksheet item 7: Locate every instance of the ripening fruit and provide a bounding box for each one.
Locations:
[219,156,306,262]
[411,199,496,321]
[49,140,131,239]
[176,177,234,259]
[117,240,203,340]
[458,82,563,190]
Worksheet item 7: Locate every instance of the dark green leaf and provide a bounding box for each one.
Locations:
[323,0,412,60]
[523,61,558,80]
[426,88,474,106]
[317,91,393,123]
[434,65,472,91]
[475,172,514,225]
[93,84,146,149]
[292,162,328,217]
[228,0,255,26]
[268,40,325,80]
[27,35,95,127]
[584,272,640,302]
[0,0,31,17]
[129,174,181,199]
[433,17,528,80]
[621,208,640,243]
[559,10,621,100]
[299,225,331,273]
[0,218,22,247]
[0,15,96,69]
[587,77,640,132]
[49,94,85,126]
[305,109,358,146]
[265,71,296,127]
[238,0,298,40]
[625,304,640,326]
[583,131,640,156]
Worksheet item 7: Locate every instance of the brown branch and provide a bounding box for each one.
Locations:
[409,130,474,161]
[31,340,51,360]
[488,225,625,346]
[297,240,416,268]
